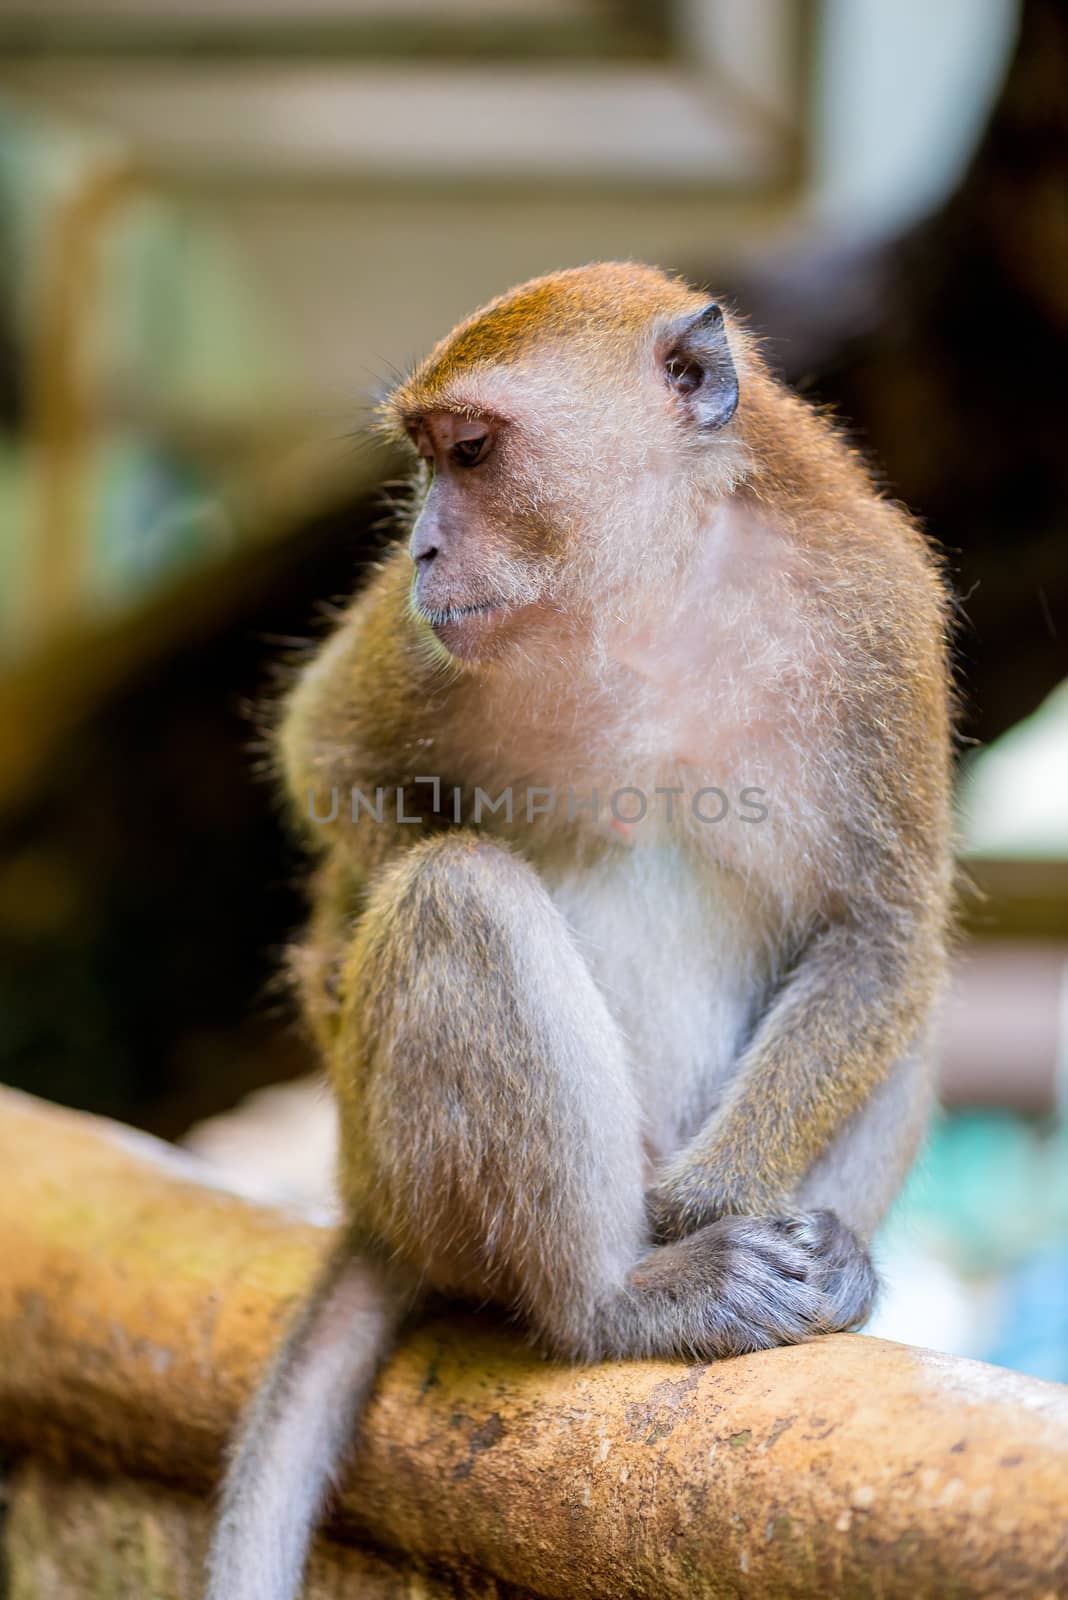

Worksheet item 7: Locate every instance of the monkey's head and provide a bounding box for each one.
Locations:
[382,262,745,663]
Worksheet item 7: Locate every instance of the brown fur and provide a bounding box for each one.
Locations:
[206,263,953,1600]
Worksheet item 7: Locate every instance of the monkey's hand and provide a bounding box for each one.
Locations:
[631,1210,879,1351]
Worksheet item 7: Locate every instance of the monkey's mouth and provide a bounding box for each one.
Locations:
[419,597,513,661]
[422,601,505,628]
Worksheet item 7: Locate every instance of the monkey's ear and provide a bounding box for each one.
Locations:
[662,303,739,432]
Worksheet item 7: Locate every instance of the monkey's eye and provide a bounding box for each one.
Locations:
[665,355,704,396]
[449,434,492,469]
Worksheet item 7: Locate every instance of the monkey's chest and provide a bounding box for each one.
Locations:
[540,846,767,1165]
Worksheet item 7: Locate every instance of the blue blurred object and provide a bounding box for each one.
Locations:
[985,1245,1068,1382]
[871,1110,1068,1379]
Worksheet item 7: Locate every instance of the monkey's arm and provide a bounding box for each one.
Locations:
[647,902,945,1240]
[278,549,455,1045]
[278,550,444,868]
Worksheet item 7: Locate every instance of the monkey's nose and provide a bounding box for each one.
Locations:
[409,523,441,565]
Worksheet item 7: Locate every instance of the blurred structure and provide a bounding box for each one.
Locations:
[0,0,1065,1383]
[735,0,1067,748]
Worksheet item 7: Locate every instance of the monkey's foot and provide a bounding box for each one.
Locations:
[626,1209,877,1360]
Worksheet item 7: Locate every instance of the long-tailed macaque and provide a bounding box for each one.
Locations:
[205,263,953,1600]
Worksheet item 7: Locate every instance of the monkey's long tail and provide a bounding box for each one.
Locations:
[204,1235,412,1600]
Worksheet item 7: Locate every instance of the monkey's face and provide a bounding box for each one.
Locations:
[389,264,745,663]
[403,408,557,663]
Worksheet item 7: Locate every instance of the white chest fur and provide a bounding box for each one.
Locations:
[540,841,771,1166]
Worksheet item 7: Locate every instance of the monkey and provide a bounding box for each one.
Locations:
[205,262,953,1600]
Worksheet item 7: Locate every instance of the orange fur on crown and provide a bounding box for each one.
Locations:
[386,261,707,424]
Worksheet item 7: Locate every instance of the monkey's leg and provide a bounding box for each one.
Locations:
[334,833,645,1361]
[336,834,860,1362]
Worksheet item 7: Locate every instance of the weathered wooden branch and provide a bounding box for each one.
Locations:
[1,1084,1066,1597]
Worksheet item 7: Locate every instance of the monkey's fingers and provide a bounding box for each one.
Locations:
[769,1209,879,1333]
[625,1212,876,1361]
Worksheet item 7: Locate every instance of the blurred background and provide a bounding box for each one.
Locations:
[0,0,1065,1378]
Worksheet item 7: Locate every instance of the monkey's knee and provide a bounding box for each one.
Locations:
[340,832,553,1034]
[366,832,550,950]
[392,831,531,891]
